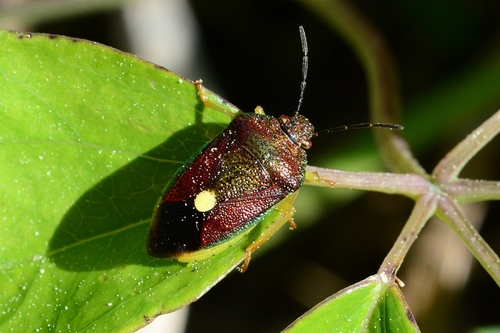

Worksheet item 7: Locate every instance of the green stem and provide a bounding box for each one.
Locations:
[433,109,500,183]
[378,192,438,276]
[298,0,424,175]
[442,179,500,203]
[437,197,500,286]
[306,166,428,198]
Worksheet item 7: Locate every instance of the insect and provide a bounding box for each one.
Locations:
[147,27,402,272]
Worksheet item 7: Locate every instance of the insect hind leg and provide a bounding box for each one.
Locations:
[238,192,299,273]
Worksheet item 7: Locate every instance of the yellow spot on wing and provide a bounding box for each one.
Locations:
[194,190,217,212]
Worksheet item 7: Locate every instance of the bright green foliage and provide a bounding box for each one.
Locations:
[284,275,419,333]
[0,29,256,332]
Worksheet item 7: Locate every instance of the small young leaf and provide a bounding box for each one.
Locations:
[284,275,420,333]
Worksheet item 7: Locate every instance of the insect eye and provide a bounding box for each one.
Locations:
[301,140,312,149]
[279,114,315,150]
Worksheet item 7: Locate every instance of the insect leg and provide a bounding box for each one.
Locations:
[194,80,242,119]
[304,170,336,188]
[238,192,299,273]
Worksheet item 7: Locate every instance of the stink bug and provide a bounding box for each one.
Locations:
[147,27,402,272]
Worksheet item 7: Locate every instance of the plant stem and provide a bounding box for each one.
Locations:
[437,197,500,286]
[306,166,428,198]
[433,109,500,183]
[442,179,500,203]
[378,192,438,277]
[298,0,424,175]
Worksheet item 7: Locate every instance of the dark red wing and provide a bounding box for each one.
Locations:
[200,186,288,247]
[148,130,233,257]
[148,129,285,256]
[163,132,232,201]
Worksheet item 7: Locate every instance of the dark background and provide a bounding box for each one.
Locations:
[19,0,500,332]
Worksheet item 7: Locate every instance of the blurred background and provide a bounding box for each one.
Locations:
[2,0,499,332]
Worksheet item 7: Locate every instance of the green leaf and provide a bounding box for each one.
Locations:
[284,275,420,333]
[0,29,260,331]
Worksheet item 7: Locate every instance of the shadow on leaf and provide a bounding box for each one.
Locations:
[47,121,226,271]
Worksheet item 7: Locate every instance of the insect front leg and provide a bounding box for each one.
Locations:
[194,80,242,119]
[304,170,336,188]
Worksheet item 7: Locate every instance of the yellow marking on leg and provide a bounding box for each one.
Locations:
[304,170,336,188]
[194,79,241,119]
[254,106,265,115]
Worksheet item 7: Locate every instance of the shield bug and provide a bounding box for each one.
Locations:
[147,26,402,272]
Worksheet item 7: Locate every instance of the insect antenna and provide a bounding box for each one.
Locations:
[315,122,403,137]
[296,27,403,136]
[296,26,308,114]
